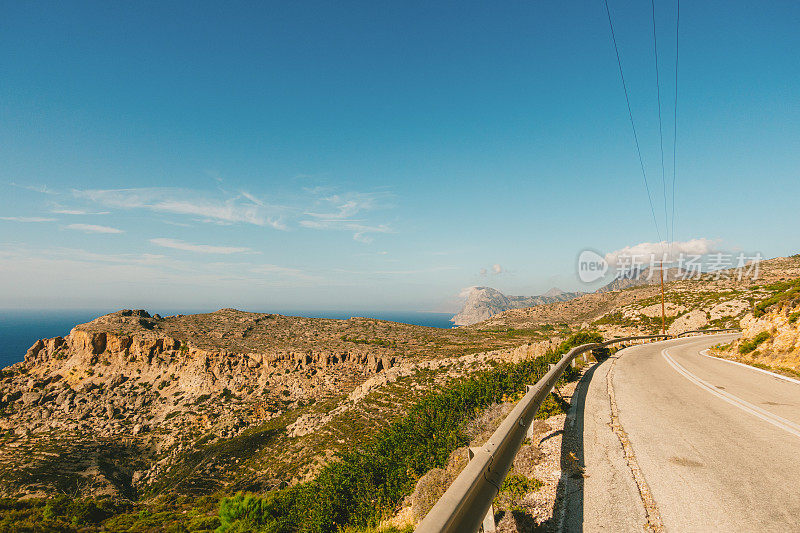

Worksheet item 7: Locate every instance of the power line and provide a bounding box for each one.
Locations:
[603,0,663,245]
[670,0,680,257]
[651,0,668,256]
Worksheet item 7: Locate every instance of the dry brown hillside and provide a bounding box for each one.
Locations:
[473,255,800,337]
[0,308,567,500]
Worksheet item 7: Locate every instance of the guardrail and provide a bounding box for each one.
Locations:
[415,331,735,533]
[677,328,740,337]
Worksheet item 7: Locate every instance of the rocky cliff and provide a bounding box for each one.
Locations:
[0,308,571,499]
[452,287,583,326]
[0,309,412,497]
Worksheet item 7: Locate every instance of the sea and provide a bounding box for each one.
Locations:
[0,309,455,369]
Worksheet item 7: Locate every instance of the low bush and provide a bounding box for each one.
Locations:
[216,332,602,533]
[739,331,771,354]
[498,473,542,499]
[0,496,131,531]
[755,278,800,317]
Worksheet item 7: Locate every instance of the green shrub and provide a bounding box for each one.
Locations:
[739,331,771,354]
[755,278,800,317]
[0,496,130,531]
[216,332,602,533]
[499,473,542,499]
[789,312,800,324]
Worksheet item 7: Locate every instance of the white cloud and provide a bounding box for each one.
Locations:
[0,216,56,223]
[52,209,110,215]
[150,238,253,255]
[74,188,287,229]
[604,238,719,266]
[239,191,265,207]
[69,186,393,240]
[305,193,378,219]
[9,182,57,195]
[65,224,123,234]
[300,219,392,244]
[301,190,393,242]
[478,264,504,276]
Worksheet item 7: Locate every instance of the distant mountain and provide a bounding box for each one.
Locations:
[453,267,689,326]
[597,266,686,293]
[452,286,583,326]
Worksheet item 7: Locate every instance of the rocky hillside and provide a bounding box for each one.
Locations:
[0,308,566,500]
[597,266,686,293]
[453,266,689,326]
[711,277,800,376]
[452,286,583,326]
[473,255,800,338]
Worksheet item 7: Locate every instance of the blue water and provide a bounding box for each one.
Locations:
[0,309,455,369]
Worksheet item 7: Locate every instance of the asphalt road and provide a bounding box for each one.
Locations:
[561,334,800,532]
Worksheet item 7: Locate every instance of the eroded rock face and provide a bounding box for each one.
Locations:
[1,309,408,499]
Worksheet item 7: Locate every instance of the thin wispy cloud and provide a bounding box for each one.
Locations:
[0,216,56,223]
[65,223,124,234]
[305,191,391,219]
[300,219,392,243]
[74,188,287,229]
[69,186,392,241]
[52,209,110,215]
[9,182,57,195]
[150,238,254,255]
[301,190,394,243]
[239,191,265,207]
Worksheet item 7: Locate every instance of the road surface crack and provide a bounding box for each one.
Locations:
[607,354,665,532]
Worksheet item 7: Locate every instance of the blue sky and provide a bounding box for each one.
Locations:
[1,1,798,312]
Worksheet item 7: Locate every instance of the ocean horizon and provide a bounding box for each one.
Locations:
[0,309,456,369]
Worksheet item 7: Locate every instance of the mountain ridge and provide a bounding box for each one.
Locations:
[452,286,583,326]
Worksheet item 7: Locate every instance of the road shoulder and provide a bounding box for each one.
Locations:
[560,351,650,532]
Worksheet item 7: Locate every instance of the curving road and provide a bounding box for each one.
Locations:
[560,334,800,532]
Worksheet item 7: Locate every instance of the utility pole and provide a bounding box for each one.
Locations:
[660,260,666,334]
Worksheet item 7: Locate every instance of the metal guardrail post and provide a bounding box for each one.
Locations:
[414,331,722,533]
[468,447,496,532]
[524,385,536,439]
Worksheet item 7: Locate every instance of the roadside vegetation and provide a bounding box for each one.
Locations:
[213,331,600,533]
[2,332,600,532]
[754,278,800,317]
[738,332,771,354]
